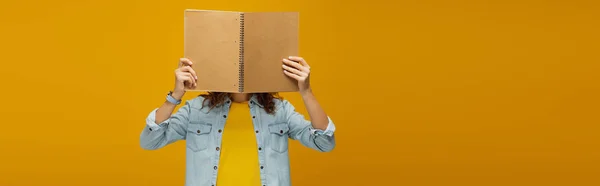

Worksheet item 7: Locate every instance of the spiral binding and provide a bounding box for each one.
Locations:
[238,13,245,92]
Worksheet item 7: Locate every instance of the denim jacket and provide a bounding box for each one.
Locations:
[139,94,336,186]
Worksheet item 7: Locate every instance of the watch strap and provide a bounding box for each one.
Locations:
[166,91,182,105]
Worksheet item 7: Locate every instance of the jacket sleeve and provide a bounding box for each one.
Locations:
[283,100,336,152]
[140,101,191,150]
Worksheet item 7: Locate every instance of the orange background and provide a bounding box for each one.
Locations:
[1,0,599,185]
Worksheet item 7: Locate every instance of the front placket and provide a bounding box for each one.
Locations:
[250,101,267,186]
[211,102,230,186]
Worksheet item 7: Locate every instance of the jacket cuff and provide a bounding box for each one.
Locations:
[310,117,336,137]
[146,108,169,131]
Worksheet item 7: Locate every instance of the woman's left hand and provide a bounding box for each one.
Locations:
[282,56,311,94]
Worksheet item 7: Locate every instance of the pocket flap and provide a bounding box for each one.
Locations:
[269,123,289,135]
[187,124,212,135]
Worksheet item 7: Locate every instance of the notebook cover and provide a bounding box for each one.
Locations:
[242,12,300,93]
[184,10,241,92]
[183,10,299,93]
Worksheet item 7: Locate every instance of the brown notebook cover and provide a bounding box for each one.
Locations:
[184,9,299,93]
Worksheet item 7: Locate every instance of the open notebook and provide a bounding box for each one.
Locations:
[183,9,299,93]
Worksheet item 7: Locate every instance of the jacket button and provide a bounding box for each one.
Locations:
[218,129,222,133]
[280,130,283,134]
[149,128,152,131]
[252,116,255,118]
[255,130,259,133]
[214,166,218,170]
[258,147,262,151]
[260,166,264,169]
[197,130,201,134]
[223,115,227,118]
[226,100,230,104]
[216,147,220,151]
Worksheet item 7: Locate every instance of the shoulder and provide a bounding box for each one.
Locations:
[185,96,209,109]
[274,98,295,113]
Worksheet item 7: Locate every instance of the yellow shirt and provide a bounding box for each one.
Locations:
[216,101,261,186]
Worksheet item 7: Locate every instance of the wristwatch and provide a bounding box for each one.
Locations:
[166,91,182,105]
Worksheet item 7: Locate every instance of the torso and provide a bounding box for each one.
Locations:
[181,96,294,186]
[216,101,261,186]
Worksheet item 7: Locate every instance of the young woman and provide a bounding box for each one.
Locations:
[140,56,336,186]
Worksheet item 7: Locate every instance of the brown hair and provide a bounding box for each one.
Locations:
[199,92,282,114]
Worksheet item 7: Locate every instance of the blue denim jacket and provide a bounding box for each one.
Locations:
[139,94,336,186]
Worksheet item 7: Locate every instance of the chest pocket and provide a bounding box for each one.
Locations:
[186,123,212,152]
[268,123,290,153]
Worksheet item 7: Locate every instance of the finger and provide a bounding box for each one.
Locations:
[180,66,198,79]
[176,74,190,84]
[177,74,190,87]
[283,69,302,81]
[177,72,196,84]
[282,64,307,77]
[288,56,309,67]
[179,58,193,67]
[185,73,197,87]
[181,73,196,88]
[282,58,304,70]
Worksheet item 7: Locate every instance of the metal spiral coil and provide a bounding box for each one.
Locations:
[238,13,245,92]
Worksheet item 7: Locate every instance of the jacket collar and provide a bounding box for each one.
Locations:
[250,94,264,108]
[222,93,264,108]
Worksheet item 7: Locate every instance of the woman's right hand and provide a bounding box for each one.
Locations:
[172,58,198,100]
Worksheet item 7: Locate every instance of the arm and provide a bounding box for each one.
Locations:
[300,90,331,131]
[282,56,331,131]
[284,99,336,152]
[140,58,198,150]
[282,56,336,152]
[140,101,191,150]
